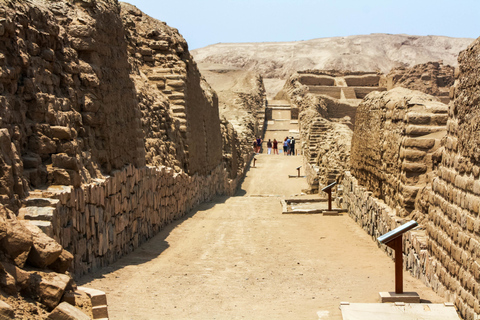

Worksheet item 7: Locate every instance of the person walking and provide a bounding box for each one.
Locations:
[286,136,291,155]
[267,139,272,155]
[283,137,288,155]
[273,139,278,155]
[253,139,257,153]
[290,137,296,156]
[256,137,262,154]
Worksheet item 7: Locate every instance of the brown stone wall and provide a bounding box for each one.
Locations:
[344,74,381,87]
[26,163,240,278]
[301,118,352,193]
[0,0,147,210]
[351,88,447,217]
[120,3,222,176]
[343,37,480,320]
[0,0,253,284]
[412,37,480,320]
[0,0,235,213]
[298,74,335,86]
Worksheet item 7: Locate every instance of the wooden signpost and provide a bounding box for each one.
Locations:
[377,220,420,303]
[321,181,337,211]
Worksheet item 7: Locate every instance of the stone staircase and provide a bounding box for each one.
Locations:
[264,100,300,153]
[18,186,72,238]
[304,120,329,164]
[341,87,357,99]
[146,67,188,135]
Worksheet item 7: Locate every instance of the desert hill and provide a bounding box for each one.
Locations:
[191,34,473,79]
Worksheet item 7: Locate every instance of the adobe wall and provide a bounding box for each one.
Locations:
[301,117,351,193]
[411,37,480,320]
[0,0,255,280]
[337,172,449,299]
[0,0,232,211]
[343,37,480,320]
[381,61,454,104]
[351,87,447,217]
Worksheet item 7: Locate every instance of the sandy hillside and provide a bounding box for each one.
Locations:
[192,34,473,79]
[198,63,264,124]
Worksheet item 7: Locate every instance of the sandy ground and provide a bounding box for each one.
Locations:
[79,154,444,319]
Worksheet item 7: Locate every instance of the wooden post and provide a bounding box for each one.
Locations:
[321,182,337,212]
[327,190,332,211]
[297,167,300,177]
[394,237,403,294]
[253,158,256,168]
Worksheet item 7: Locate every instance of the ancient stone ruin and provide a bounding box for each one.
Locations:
[0,0,479,319]
[337,38,480,319]
[0,0,262,318]
[273,41,480,318]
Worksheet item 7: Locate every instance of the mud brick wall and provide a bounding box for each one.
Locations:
[343,37,480,320]
[412,37,480,320]
[39,163,240,278]
[351,87,447,217]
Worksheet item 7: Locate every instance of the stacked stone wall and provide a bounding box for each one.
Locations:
[302,118,351,193]
[28,162,244,278]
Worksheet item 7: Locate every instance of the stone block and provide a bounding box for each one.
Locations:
[51,126,72,140]
[150,40,169,50]
[21,221,63,268]
[0,220,33,267]
[0,300,14,319]
[20,206,56,221]
[403,138,436,149]
[402,162,427,173]
[52,154,79,171]
[47,302,91,320]
[30,271,72,310]
[406,113,431,125]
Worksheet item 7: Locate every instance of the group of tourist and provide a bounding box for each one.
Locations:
[253,136,296,155]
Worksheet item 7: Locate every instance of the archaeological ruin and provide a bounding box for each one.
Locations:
[0,0,479,319]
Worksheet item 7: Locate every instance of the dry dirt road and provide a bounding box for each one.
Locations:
[80,154,444,320]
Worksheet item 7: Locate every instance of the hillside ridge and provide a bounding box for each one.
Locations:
[192,33,473,78]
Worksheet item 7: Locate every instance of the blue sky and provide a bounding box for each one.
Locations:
[122,0,480,50]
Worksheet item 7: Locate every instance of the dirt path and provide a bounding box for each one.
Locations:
[79,154,444,319]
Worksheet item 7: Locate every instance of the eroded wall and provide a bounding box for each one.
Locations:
[351,87,447,217]
[0,0,252,282]
[342,37,480,320]
[412,37,480,320]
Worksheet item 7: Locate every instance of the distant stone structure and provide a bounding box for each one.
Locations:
[299,70,387,100]
[276,70,385,193]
